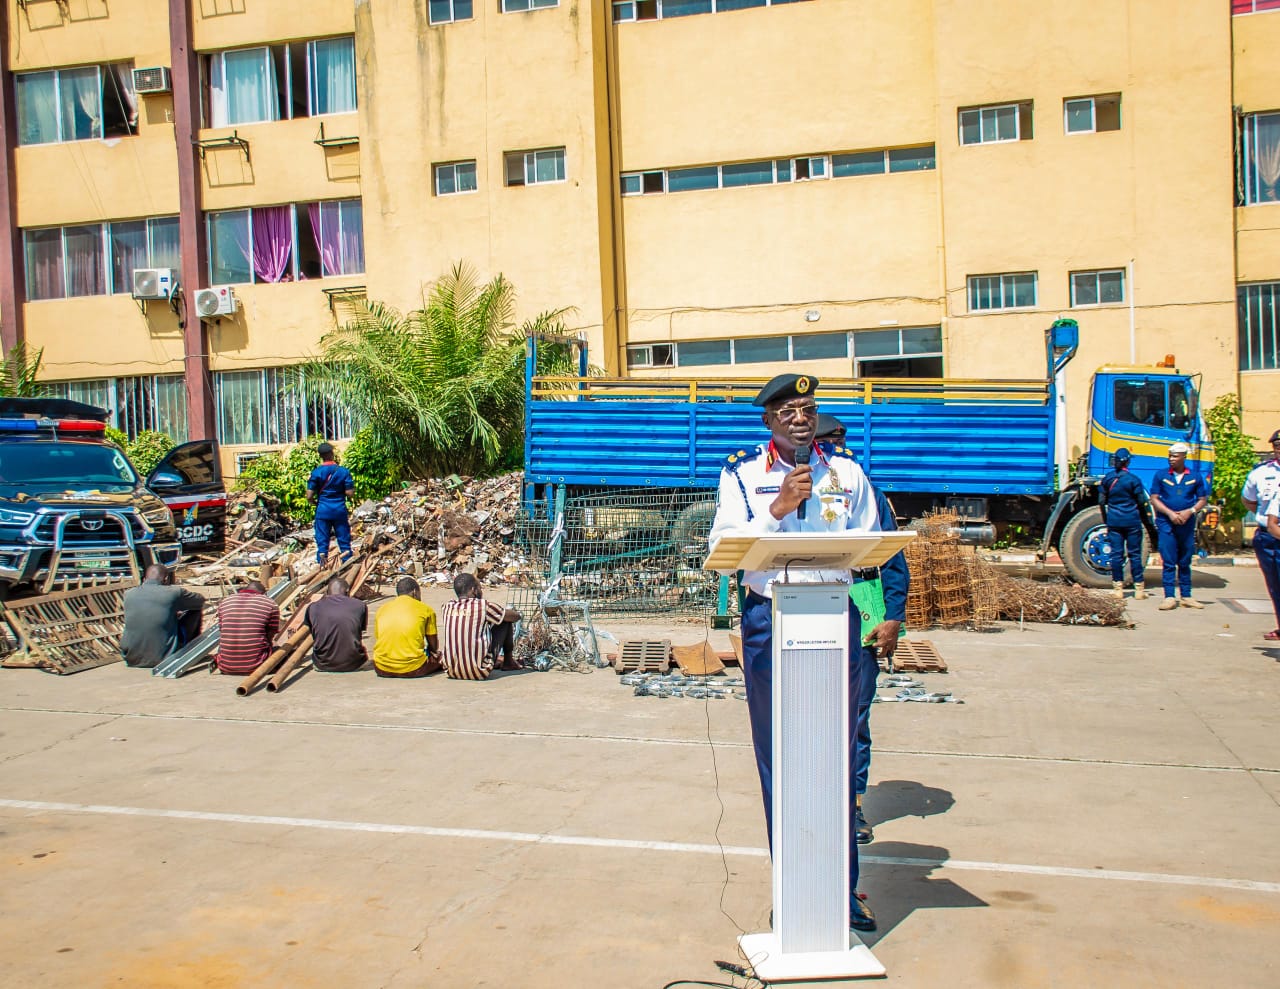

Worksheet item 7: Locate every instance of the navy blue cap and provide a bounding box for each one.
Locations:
[1113,447,1131,464]
[1270,429,1280,443]
[815,412,845,439]
[754,373,819,408]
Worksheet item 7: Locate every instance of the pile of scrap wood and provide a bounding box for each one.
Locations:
[905,510,1128,629]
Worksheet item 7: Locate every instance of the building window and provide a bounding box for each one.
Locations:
[853,326,943,378]
[502,0,558,12]
[429,0,474,23]
[207,199,364,285]
[43,375,189,441]
[504,148,566,187]
[205,37,356,127]
[1238,282,1279,371]
[620,170,666,195]
[109,217,181,295]
[958,102,1033,145]
[625,343,675,369]
[1232,1,1280,13]
[434,160,478,196]
[1241,111,1280,206]
[14,63,138,146]
[968,272,1037,312]
[677,340,734,366]
[613,0,809,21]
[215,367,358,446]
[1070,268,1125,307]
[1064,95,1121,134]
[24,218,181,301]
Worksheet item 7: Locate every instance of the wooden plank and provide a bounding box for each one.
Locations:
[671,641,726,677]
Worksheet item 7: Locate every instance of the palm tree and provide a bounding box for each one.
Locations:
[303,263,577,476]
[0,343,46,398]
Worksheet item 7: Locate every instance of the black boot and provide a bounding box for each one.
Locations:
[850,895,877,932]
[855,798,873,844]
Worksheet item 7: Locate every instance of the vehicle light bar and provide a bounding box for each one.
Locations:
[0,416,40,433]
[55,419,107,432]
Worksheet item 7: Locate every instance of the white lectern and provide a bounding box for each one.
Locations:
[704,530,915,982]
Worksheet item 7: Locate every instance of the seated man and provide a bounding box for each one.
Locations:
[440,573,522,680]
[215,580,281,675]
[121,564,206,668]
[372,577,442,678]
[305,575,369,673]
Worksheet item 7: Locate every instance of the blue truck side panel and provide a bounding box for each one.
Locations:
[527,399,1057,496]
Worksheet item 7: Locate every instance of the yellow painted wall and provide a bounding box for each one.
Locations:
[198,114,361,209]
[206,279,344,370]
[935,0,1238,456]
[23,295,185,379]
[1232,9,1280,112]
[8,0,169,71]
[192,0,353,50]
[355,0,613,364]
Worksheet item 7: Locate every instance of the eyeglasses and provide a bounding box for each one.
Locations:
[771,403,819,423]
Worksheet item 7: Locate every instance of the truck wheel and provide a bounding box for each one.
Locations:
[1059,506,1148,589]
[671,501,717,557]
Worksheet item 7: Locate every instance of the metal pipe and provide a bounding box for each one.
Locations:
[236,625,310,696]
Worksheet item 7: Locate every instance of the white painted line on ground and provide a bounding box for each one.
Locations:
[3,797,1279,895]
[3,706,1277,774]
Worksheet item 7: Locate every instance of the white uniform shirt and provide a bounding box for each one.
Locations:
[708,442,880,598]
[1242,459,1280,510]
[1259,489,1280,525]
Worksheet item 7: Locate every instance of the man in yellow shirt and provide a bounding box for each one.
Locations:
[372,577,442,678]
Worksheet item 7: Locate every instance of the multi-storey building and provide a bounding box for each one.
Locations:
[1,0,1278,476]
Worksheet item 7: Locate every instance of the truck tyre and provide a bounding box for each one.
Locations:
[671,501,717,558]
[1059,506,1149,589]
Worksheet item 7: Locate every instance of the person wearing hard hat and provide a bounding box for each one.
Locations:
[1098,448,1151,600]
[1149,441,1210,610]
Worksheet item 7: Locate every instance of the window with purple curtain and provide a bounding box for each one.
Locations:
[25,229,65,301]
[64,225,106,297]
[251,205,294,283]
[308,199,365,277]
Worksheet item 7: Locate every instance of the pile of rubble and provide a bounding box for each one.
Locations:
[188,472,531,590]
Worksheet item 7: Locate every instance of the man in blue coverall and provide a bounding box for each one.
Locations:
[1149,441,1209,610]
[708,374,894,933]
[1098,447,1150,600]
[307,442,356,566]
[816,413,909,845]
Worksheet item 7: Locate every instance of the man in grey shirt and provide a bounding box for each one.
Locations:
[120,564,206,668]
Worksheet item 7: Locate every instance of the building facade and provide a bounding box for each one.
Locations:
[1,0,1278,475]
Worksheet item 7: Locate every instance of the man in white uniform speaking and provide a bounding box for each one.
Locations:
[708,372,887,932]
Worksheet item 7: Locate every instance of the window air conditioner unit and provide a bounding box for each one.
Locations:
[132,267,177,301]
[194,286,237,318]
[132,67,172,95]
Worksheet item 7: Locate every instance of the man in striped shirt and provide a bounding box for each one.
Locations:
[440,573,521,680]
[214,580,281,675]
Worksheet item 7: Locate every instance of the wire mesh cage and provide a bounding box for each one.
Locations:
[509,486,724,619]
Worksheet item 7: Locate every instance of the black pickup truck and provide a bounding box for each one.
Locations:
[0,398,225,596]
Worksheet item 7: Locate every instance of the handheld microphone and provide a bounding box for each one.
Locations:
[794,444,811,520]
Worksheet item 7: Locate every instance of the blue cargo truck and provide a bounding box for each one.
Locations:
[523,320,1215,589]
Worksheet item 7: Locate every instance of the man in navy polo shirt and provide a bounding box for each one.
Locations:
[1149,441,1209,610]
[307,442,356,566]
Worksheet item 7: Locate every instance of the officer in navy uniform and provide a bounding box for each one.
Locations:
[815,413,909,846]
[1242,428,1280,640]
[709,374,887,933]
[1098,447,1150,600]
[1149,441,1210,610]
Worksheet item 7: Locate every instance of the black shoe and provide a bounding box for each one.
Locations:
[850,896,877,933]
[855,806,873,844]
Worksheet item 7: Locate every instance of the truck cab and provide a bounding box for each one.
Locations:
[1086,363,1213,482]
[0,399,224,596]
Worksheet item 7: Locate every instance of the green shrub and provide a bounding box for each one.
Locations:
[1203,395,1257,522]
[341,427,402,501]
[236,437,321,524]
[104,425,129,451]
[127,431,175,477]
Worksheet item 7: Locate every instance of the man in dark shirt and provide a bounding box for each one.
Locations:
[214,580,281,675]
[1098,447,1151,600]
[307,442,356,566]
[305,576,369,672]
[121,564,206,668]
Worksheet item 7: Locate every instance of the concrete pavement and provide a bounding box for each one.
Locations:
[1,568,1277,988]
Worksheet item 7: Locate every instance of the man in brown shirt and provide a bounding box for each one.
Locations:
[305,576,369,672]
